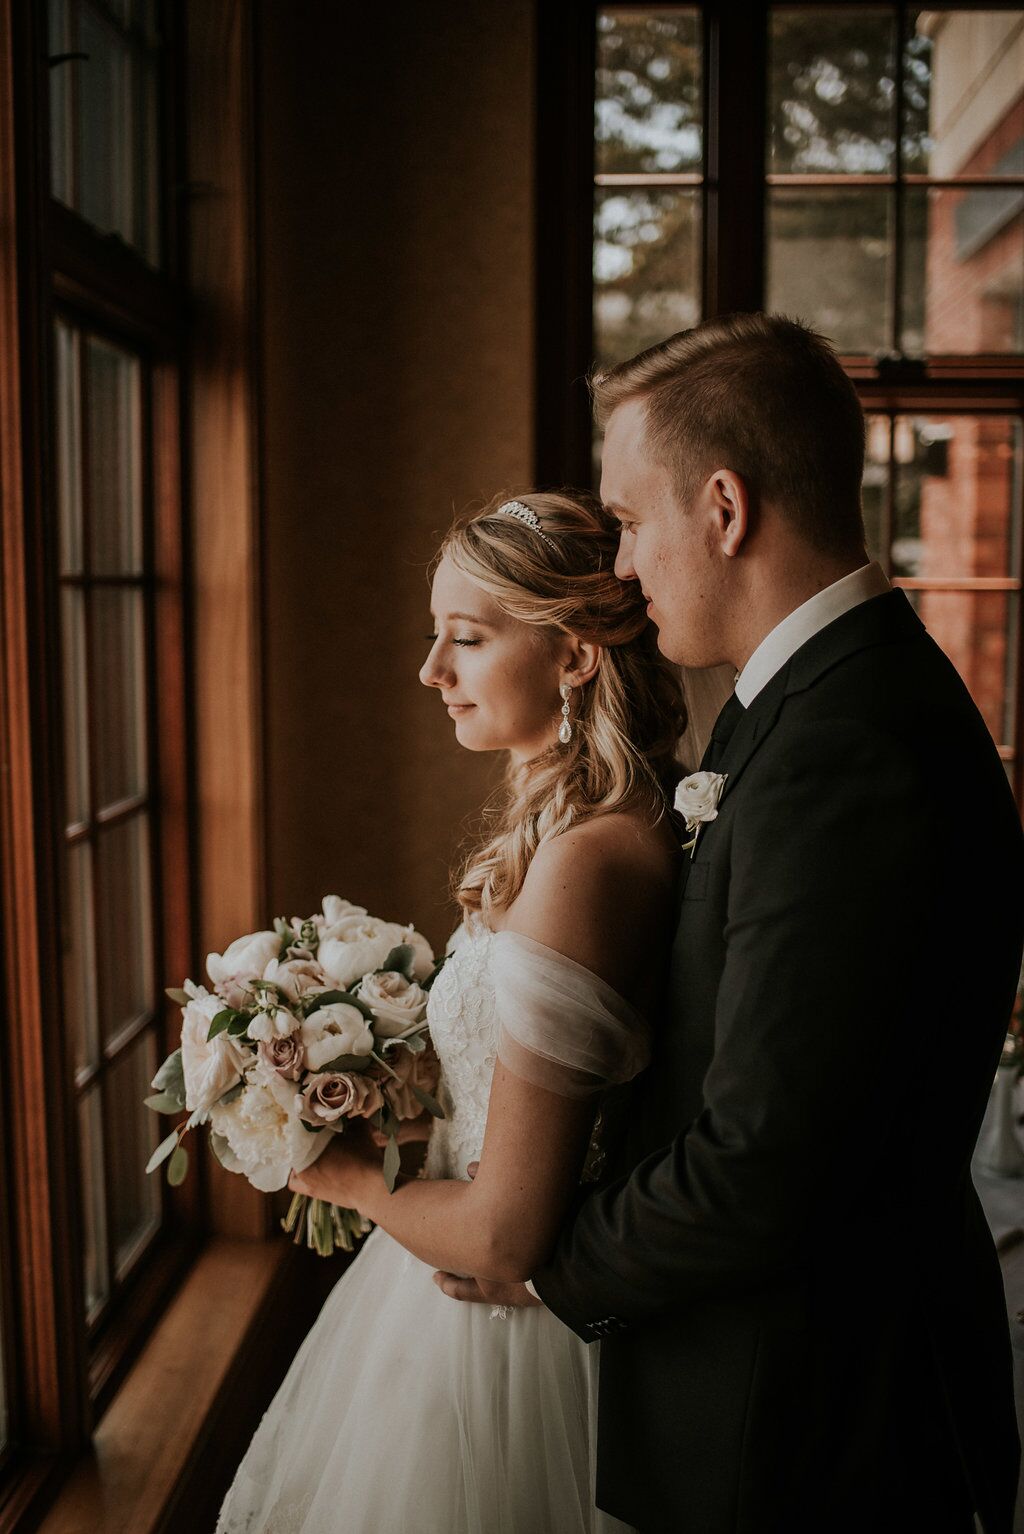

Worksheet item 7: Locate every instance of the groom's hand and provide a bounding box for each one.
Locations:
[432,1159,543,1308]
[431,1271,542,1308]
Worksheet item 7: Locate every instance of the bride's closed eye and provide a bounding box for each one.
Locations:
[425,635,482,646]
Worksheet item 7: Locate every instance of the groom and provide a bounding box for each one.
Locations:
[437,314,1024,1533]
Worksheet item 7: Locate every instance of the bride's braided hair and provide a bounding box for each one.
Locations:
[440,490,687,924]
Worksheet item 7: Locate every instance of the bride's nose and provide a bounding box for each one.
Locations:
[419,643,454,690]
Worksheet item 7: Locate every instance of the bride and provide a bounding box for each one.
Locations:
[216,491,687,1534]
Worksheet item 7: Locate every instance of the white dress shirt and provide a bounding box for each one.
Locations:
[523,565,890,1306]
[735,561,891,707]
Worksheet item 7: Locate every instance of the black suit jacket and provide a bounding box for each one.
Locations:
[534,591,1024,1533]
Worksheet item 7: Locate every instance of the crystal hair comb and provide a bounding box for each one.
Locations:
[494,500,557,550]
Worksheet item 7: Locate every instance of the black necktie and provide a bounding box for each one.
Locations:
[700,691,745,772]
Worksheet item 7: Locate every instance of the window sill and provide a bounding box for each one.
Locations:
[35,1236,333,1534]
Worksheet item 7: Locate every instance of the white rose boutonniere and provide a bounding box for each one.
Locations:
[674,771,728,857]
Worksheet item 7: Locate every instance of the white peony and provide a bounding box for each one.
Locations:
[209,1064,328,1192]
[180,984,249,1112]
[317,915,409,988]
[301,1001,374,1070]
[356,970,429,1038]
[320,895,368,929]
[398,924,435,982]
[263,955,327,1001]
[206,930,282,1001]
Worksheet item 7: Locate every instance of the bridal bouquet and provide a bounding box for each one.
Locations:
[144,896,446,1254]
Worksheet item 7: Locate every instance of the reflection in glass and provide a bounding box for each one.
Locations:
[903,11,1024,178]
[61,589,90,824]
[108,1032,161,1280]
[904,186,1024,356]
[95,814,153,1045]
[55,320,82,574]
[92,588,147,809]
[594,189,700,369]
[596,8,701,175]
[86,337,142,576]
[80,1086,109,1320]
[768,8,896,174]
[766,188,891,353]
[47,0,162,264]
[64,841,99,1077]
[893,417,1021,580]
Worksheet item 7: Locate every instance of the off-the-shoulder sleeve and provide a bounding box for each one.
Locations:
[491,930,652,1099]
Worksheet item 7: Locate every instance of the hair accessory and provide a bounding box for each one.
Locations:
[495,500,557,550]
[558,681,573,745]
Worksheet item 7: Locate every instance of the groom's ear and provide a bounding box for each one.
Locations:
[707,469,750,559]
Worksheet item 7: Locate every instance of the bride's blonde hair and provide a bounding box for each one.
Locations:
[439,490,687,924]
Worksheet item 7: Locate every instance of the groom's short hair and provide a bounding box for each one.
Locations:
[593,313,867,558]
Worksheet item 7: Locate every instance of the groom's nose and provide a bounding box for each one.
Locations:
[614,538,636,582]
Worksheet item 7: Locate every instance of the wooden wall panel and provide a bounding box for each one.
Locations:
[255,0,536,953]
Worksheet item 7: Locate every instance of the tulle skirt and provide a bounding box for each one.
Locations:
[216,1225,634,1534]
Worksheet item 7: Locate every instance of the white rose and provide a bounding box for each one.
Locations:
[673,771,728,832]
[206,930,281,995]
[356,970,430,1037]
[301,1001,374,1070]
[180,987,249,1112]
[210,1065,328,1192]
[317,915,407,988]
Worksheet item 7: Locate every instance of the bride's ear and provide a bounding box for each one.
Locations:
[561,639,601,690]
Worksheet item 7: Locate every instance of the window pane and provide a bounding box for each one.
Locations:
[893,416,1022,580]
[86,336,143,577]
[766,188,892,353]
[862,413,890,566]
[61,588,90,823]
[55,320,83,574]
[594,188,700,368]
[64,841,99,1077]
[903,11,1024,178]
[95,814,153,1045]
[768,7,896,174]
[903,185,1024,355]
[596,8,702,175]
[92,588,147,809]
[47,0,162,264]
[108,1031,161,1280]
[80,1086,109,1320]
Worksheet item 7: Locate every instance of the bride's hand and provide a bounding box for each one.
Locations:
[368,1111,433,1148]
[288,1127,381,1209]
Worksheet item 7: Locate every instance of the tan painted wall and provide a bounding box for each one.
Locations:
[255,0,535,952]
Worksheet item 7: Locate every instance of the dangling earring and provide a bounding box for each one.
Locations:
[558,682,573,745]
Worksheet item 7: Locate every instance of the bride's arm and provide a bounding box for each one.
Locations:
[289,817,673,1281]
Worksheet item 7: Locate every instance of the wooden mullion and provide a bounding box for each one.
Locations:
[705,0,767,316]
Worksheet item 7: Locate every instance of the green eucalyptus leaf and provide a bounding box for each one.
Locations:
[409,1082,444,1119]
[379,944,416,980]
[146,1129,179,1175]
[152,1049,186,1100]
[207,1009,236,1041]
[165,987,193,1006]
[313,1052,375,1074]
[144,1091,184,1115]
[308,989,376,1021]
[227,1015,252,1036]
[167,1145,189,1186]
[382,1134,401,1194]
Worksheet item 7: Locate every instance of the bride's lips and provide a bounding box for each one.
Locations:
[445,702,475,716]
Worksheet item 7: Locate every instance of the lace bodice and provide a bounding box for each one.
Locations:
[423,921,499,1180]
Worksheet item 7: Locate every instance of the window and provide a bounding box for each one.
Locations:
[552,3,1024,805]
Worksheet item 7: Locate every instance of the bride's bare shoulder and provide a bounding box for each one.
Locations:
[497,811,680,991]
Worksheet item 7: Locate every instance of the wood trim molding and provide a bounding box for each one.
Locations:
[183,0,268,1240]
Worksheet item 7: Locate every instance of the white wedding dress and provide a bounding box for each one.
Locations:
[216,920,649,1534]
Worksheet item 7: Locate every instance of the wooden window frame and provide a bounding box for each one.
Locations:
[535,0,1024,813]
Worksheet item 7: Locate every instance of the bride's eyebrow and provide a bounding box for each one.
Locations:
[429,611,497,626]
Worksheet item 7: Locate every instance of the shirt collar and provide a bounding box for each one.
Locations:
[735,562,892,708]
